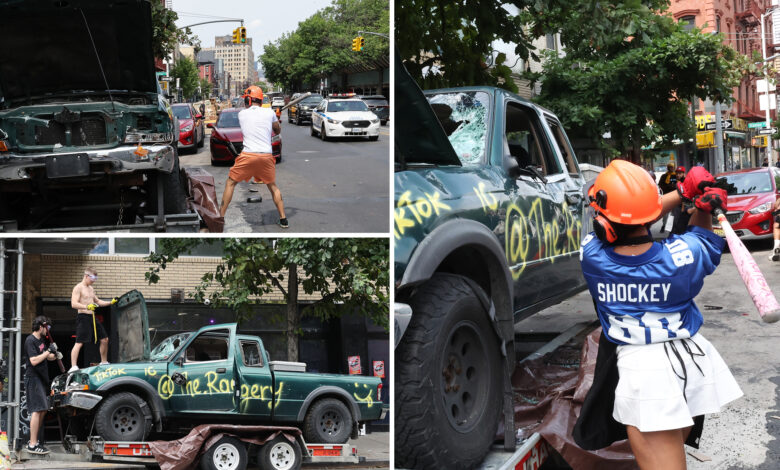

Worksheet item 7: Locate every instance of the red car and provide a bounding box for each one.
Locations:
[713,167,780,240]
[172,103,205,153]
[208,108,282,165]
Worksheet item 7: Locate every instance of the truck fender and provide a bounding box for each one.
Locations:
[96,377,166,428]
[398,218,514,345]
[295,386,361,423]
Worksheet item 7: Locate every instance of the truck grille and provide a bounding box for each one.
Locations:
[73,119,107,145]
[342,120,370,128]
[17,117,107,146]
[136,115,152,129]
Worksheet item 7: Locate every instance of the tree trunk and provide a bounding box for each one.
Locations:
[286,263,299,362]
[630,129,641,164]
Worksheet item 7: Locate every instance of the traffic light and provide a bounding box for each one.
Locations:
[232,28,240,44]
[351,37,359,51]
[753,136,769,147]
[359,36,365,51]
[240,26,247,43]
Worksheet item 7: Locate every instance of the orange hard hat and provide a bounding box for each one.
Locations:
[588,160,662,225]
[242,86,263,101]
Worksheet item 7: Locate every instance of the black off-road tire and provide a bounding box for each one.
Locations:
[257,436,302,470]
[148,150,188,215]
[199,436,248,470]
[395,273,503,470]
[302,398,351,444]
[94,392,151,442]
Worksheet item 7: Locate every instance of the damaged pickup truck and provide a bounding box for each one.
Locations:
[51,291,386,444]
[0,0,195,231]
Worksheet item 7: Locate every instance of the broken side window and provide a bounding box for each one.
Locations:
[427,91,491,166]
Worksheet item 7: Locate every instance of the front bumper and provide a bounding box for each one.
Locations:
[714,211,774,240]
[178,130,196,149]
[0,143,177,181]
[323,122,380,138]
[51,390,103,411]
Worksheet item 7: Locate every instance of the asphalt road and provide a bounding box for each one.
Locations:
[179,118,390,233]
[518,238,780,469]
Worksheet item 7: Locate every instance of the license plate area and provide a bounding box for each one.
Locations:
[352,128,362,133]
[45,153,90,178]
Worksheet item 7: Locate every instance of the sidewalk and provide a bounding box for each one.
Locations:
[350,430,389,465]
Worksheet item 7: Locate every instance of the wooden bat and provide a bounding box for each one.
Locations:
[716,209,780,323]
[280,92,312,111]
[44,326,66,373]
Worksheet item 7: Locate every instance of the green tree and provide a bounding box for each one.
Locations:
[199,78,212,98]
[145,238,389,362]
[170,56,200,101]
[150,2,199,59]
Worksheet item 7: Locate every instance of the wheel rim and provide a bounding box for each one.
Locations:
[441,320,489,433]
[212,443,240,470]
[268,441,295,470]
[318,409,342,437]
[110,405,139,437]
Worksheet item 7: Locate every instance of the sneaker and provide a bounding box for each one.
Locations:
[68,365,78,373]
[99,361,110,365]
[278,218,289,229]
[27,443,50,455]
[771,247,780,262]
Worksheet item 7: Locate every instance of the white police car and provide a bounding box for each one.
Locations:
[310,95,380,141]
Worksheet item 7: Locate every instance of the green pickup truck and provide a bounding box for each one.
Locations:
[51,290,386,444]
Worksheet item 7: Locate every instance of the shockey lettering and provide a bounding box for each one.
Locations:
[596,282,671,303]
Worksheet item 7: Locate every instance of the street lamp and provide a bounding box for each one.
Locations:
[760,6,778,166]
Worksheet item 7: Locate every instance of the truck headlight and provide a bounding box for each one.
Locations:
[749,202,773,214]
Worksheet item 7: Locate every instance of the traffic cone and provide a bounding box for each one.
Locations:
[0,432,11,469]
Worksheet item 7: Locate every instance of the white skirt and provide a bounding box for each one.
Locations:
[613,333,743,432]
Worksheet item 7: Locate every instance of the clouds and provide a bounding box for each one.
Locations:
[249,19,262,27]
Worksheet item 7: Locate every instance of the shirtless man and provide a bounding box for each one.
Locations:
[69,268,116,372]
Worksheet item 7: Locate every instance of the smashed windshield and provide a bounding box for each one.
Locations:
[150,332,192,362]
[426,91,490,166]
[716,172,773,195]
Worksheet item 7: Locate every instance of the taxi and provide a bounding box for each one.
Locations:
[310,94,380,141]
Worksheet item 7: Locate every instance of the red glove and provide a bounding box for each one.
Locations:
[695,187,728,214]
[677,166,716,200]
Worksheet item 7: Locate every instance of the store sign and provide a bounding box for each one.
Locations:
[696,131,715,149]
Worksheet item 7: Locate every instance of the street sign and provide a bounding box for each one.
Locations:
[705,119,733,131]
[759,128,777,134]
[748,121,767,129]
[159,76,173,82]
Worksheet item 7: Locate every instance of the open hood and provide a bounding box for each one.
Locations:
[394,48,462,167]
[0,0,157,107]
[110,289,151,362]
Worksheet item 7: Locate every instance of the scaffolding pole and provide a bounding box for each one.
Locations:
[13,240,22,449]
[0,239,5,439]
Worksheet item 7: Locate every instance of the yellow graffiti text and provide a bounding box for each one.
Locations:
[144,366,157,377]
[238,382,285,413]
[473,182,498,212]
[394,190,451,239]
[92,367,126,382]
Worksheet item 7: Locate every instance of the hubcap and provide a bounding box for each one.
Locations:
[441,320,489,432]
[212,443,239,470]
[111,405,139,436]
[318,410,342,436]
[268,441,295,470]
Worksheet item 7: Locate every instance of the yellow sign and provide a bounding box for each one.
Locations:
[752,135,768,147]
[695,115,714,131]
[696,131,715,148]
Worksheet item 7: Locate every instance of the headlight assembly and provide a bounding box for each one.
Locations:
[749,202,773,214]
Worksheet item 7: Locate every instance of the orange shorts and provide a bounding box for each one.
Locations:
[228,152,275,184]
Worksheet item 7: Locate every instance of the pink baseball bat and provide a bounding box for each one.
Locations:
[716,210,780,323]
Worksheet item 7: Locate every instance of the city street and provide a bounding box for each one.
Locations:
[180,118,390,233]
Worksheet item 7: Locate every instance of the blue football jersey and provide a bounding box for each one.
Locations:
[580,226,725,345]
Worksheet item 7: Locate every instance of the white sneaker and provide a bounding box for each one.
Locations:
[68,365,78,373]
[99,362,110,365]
[771,247,780,262]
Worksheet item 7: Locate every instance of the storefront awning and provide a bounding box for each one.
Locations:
[725,131,746,139]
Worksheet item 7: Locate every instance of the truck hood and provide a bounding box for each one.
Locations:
[0,0,157,108]
[394,48,461,168]
[111,289,151,363]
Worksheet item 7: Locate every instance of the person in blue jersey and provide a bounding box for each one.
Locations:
[572,160,742,470]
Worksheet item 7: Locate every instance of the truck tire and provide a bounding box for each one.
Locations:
[256,435,302,470]
[94,392,151,441]
[395,273,503,470]
[199,436,248,470]
[147,150,188,215]
[302,398,351,444]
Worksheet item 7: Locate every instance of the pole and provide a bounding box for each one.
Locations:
[12,240,22,450]
[762,11,774,167]
[715,100,724,173]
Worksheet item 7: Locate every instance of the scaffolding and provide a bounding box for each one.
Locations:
[0,239,23,453]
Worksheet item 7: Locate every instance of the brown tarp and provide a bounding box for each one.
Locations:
[499,328,637,470]
[183,167,225,232]
[148,424,301,470]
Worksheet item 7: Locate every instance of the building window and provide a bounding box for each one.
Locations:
[114,238,151,255]
[679,15,696,31]
[545,34,557,51]
[716,16,721,33]
[154,239,225,257]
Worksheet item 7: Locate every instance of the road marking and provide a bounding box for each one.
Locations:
[296,150,319,153]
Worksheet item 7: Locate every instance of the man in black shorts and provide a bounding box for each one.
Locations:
[770,198,780,261]
[24,316,56,454]
[69,268,116,372]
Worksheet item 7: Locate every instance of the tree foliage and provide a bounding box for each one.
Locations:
[145,238,389,361]
[260,0,389,92]
[150,2,199,60]
[170,56,201,101]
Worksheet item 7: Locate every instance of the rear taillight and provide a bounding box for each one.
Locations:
[377,382,382,401]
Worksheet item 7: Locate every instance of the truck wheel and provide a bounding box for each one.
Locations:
[200,436,247,470]
[257,436,301,470]
[94,392,150,442]
[395,273,503,470]
[302,398,351,444]
[148,150,188,215]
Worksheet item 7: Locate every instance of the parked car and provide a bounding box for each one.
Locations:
[360,95,389,125]
[288,95,323,125]
[208,108,281,164]
[271,97,285,108]
[51,290,386,444]
[310,98,380,141]
[713,166,780,239]
[393,50,587,469]
[0,0,187,230]
[172,103,204,152]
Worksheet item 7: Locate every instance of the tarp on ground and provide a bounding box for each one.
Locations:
[183,167,224,232]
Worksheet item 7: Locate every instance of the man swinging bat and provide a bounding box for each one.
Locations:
[69,268,116,372]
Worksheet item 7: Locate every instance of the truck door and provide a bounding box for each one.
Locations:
[167,325,236,413]
[235,338,274,418]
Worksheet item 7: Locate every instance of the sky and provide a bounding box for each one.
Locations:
[172,0,334,72]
